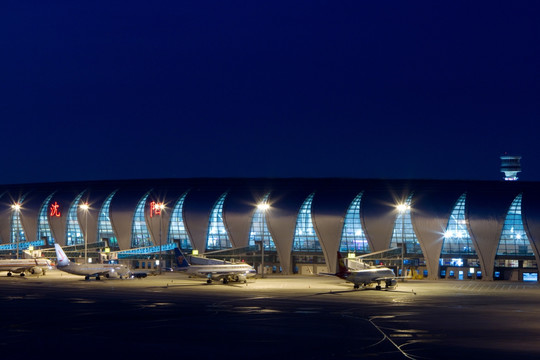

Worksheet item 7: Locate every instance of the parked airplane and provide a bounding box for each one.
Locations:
[54,244,132,280]
[174,247,257,284]
[0,258,52,277]
[329,252,398,290]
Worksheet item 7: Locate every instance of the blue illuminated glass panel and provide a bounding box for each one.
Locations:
[249,193,276,251]
[340,192,370,253]
[11,202,27,244]
[66,192,85,246]
[37,193,55,245]
[168,191,192,250]
[293,193,322,252]
[98,190,118,248]
[441,193,475,255]
[131,192,152,248]
[497,194,533,256]
[390,194,422,254]
[206,193,232,251]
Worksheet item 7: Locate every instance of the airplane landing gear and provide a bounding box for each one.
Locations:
[85,275,90,281]
[354,284,360,290]
[206,279,212,284]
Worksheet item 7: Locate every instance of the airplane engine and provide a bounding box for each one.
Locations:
[234,274,247,283]
[386,279,398,288]
[30,267,43,275]
[106,271,121,279]
[131,272,147,279]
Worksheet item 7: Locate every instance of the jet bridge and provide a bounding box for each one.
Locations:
[39,241,109,260]
[347,247,404,269]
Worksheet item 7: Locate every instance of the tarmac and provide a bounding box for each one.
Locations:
[1,269,540,359]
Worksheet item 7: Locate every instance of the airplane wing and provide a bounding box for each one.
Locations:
[85,265,130,278]
[91,270,115,277]
[193,270,248,282]
[212,273,232,281]
[373,275,409,282]
[10,266,32,273]
[195,269,248,276]
[372,276,397,281]
[196,270,232,277]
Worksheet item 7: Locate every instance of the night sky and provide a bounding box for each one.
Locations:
[1,1,539,184]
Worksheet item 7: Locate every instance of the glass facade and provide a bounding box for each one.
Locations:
[98,190,118,249]
[497,193,534,256]
[441,193,475,255]
[340,192,370,253]
[293,193,322,252]
[131,192,152,248]
[37,193,55,245]
[11,203,27,244]
[168,191,192,250]
[390,194,422,255]
[5,180,540,282]
[206,192,232,251]
[66,192,85,246]
[249,193,276,251]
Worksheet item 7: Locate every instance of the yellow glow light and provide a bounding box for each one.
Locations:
[396,203,410,213]
[257,203,270,210]
[79,203,90,211]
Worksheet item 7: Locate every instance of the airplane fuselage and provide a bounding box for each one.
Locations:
[343,268,395,285]
[184,263,257,283]
[0,258,51,276]
[174,247,256,284]
[54,243,132,280]
[57,263,131,279]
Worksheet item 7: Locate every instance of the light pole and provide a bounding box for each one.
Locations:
[80,203,89,264]
[257,202,270,278]
[397,203,410,281]
[11,203,21,259]
[158,203,165,275]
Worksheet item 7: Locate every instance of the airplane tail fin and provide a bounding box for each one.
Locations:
[54,244,70,266]
[336,252,349,276]
[174,247,190,269]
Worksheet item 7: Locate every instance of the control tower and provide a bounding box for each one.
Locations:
[500,155,521,181]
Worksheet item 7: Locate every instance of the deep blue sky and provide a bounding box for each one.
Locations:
[1,1,539,184]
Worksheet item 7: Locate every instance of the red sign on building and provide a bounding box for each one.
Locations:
[149,201,163,217]
[50,201,61,217]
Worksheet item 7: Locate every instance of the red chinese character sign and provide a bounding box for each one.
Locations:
[50,201,61,217]
[149,201,164,217]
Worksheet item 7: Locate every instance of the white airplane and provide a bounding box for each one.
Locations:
[0,258,52,277]
[174,247,257,284]
[329,252,398,290]
[54,244,132,280]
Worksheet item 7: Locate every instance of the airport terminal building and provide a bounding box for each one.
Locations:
[1,178,540,282]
